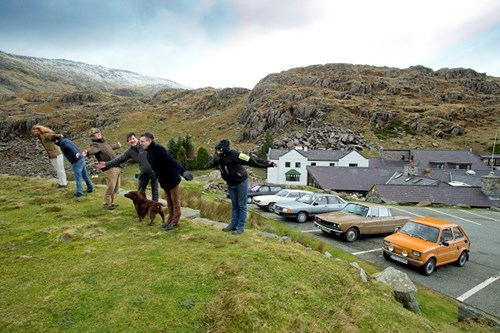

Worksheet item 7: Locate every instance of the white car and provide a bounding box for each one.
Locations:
[252,189,313,212]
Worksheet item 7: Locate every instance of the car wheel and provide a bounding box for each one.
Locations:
[382,251,390,260]
[422,258,436,276]
[296,212,308,223]
[344,227,359,242]
[456,251,468,267]
[267,202,275,212]
[247,197,253,204]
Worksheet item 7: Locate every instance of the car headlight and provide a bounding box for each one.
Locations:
[383,240,390,247]
[412,250,421,257]
[284,208,291,214]
[402,250,408,257]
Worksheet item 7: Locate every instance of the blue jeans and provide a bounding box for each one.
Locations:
[72,158,93,195]
[227,179,248,231]
[138,172,159,201]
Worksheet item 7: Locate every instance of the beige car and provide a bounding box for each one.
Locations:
[314,202,410,242]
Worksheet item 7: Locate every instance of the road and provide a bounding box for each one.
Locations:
[250,204,500,320]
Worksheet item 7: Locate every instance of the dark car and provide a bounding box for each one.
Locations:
[226,184,283,204]
[246,184,283,204]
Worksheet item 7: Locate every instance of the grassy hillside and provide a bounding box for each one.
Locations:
[0,174,495,332]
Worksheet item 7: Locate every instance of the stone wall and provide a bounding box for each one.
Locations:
[481,174,500,197]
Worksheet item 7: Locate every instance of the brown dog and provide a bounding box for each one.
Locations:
[124,190,165,226]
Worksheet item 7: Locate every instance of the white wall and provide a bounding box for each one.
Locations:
[267,149,368,185]
[267,150,309,185]
[338,151,369,167]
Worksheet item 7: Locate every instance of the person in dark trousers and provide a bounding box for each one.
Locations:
[83,128,122,210]
[139,132,193,231]
[205,139,277,235]
[50,134,94,197]
[97,132,159,201]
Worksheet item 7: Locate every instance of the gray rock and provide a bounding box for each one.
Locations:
[372,267,421,314]
[350,261,368,283]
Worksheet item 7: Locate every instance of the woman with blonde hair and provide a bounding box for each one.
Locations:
[31,124,67,187]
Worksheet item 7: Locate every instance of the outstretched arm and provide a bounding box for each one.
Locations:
[205,154,220,169]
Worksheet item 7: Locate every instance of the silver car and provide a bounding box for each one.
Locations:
[274,193,347,223]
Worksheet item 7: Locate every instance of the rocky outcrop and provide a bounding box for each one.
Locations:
[238,64,499,144]
[272,119,371,151]
[372,267,421,314]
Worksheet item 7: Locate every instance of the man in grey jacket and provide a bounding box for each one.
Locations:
[98,132,159,201]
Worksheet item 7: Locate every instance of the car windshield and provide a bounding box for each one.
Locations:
[275,190,288,197]
[296,194,316,204]
[399,221,439,243]
[250,185,261,191]
[342,203,369,217]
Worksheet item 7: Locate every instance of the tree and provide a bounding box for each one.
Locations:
[177,145,187,168]
[257,131,274,158]
[182,134,194,158]
[167,138,179,157]
[195,147,210,170]
[167,135,194,158]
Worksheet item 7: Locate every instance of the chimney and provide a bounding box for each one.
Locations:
[481,173,500,199]
[403,160,418,176]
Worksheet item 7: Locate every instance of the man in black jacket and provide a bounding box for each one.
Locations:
[140,132,193,231]
[97,132,158,201]
[206,139,277,235]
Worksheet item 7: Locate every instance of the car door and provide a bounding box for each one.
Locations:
[259,186,271,195]
[452,226,470,252]
[326,196,346,213]
[436,228,459,265]
[362,207,381,234]
[310,195,329,215]
[376,207,397,233]
[285,191,301,202]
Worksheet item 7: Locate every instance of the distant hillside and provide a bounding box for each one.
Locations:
[0,52,499,179]
[0,51,185,96]
[240,64,500,153]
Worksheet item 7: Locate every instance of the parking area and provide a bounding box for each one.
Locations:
[250,204,500,320]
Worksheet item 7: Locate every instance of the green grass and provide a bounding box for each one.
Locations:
[0,174,495,332]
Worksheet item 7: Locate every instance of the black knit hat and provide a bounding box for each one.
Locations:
[215,139,230,152]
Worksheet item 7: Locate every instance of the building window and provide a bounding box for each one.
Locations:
[448,163,472,170]
[285,169,301,182]
[329,163,335,166]
[295,162,301,168]
[311,162,316,166]
[349,163,358,167]
[286,174,300,182]
[285,162,290,168]
[430,162,445,169]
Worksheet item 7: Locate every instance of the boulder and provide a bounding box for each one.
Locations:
[372,267,421,314]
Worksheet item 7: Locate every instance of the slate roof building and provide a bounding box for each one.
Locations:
[267,147,368,186]
[305,149,500,208]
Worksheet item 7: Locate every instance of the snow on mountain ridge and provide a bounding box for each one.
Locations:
[1,51,186,89]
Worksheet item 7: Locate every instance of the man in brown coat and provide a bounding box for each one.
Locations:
[83,128,122,210]
[31,124,68,187]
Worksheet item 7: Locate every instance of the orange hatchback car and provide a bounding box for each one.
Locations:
[382,217,471,276]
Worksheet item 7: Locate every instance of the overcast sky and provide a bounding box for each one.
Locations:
[0,0,499,89]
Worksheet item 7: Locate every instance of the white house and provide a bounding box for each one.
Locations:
[267,147,369,186]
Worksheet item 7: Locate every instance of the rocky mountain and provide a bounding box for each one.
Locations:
[240,64,499,152]
[0,53,499,179]
[0,51,185,96]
